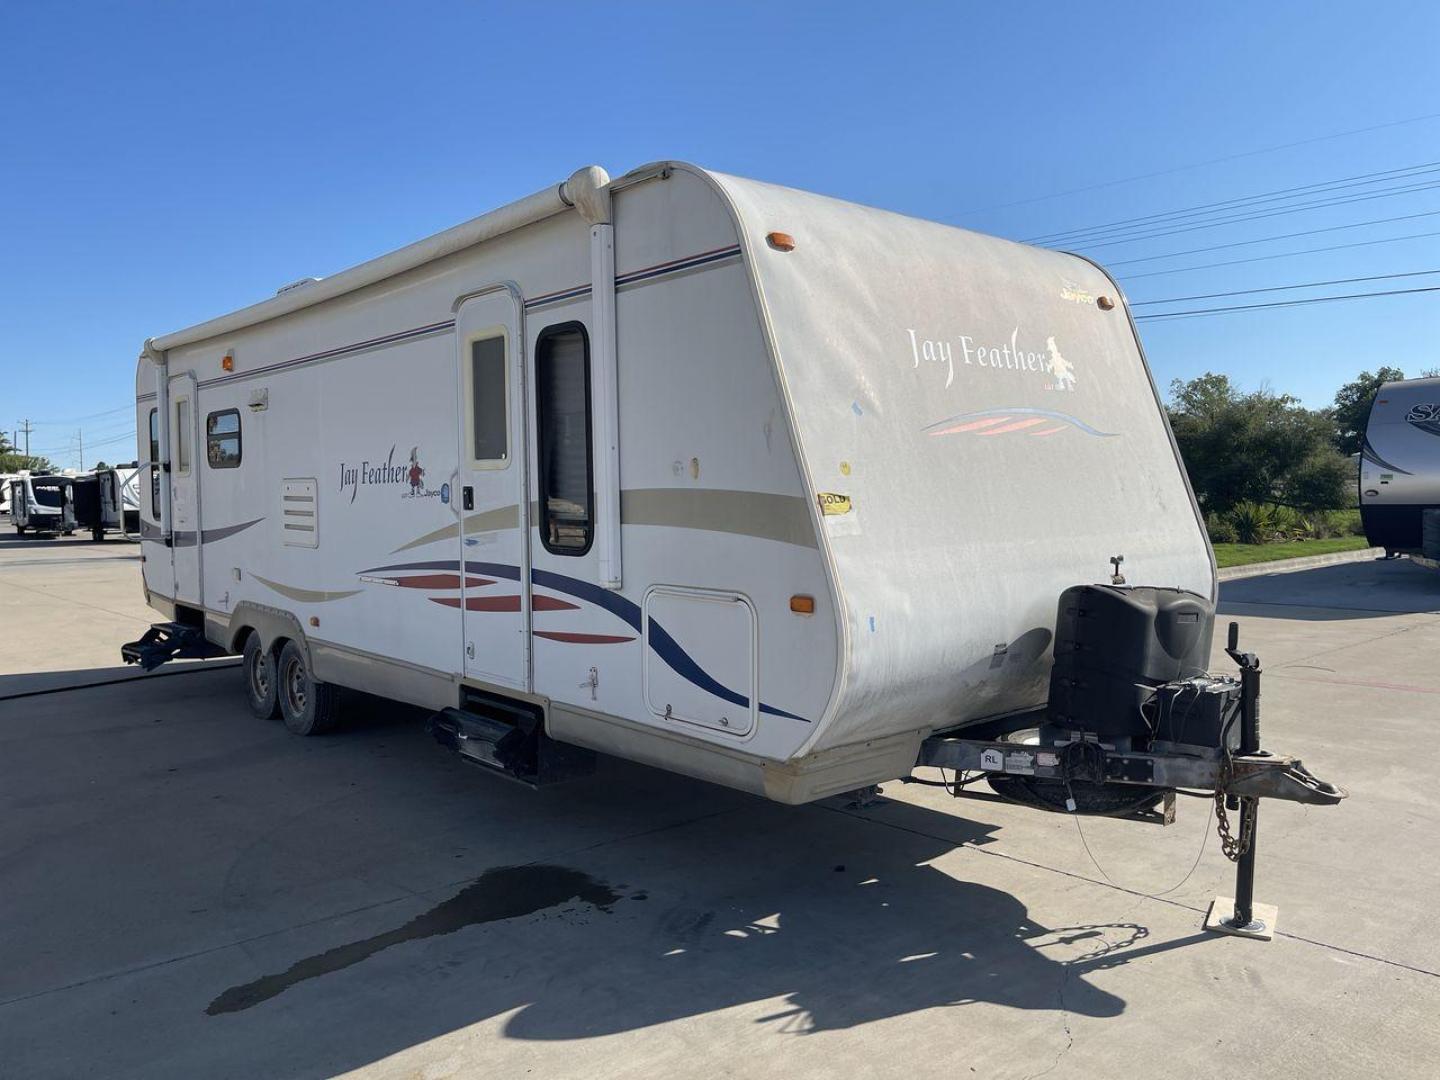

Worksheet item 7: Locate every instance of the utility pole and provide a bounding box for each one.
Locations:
[18,418,33,459]
[77,428,84,472]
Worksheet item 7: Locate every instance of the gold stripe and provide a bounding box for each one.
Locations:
[391,504,520,553]
[390,489,818,554]
[620,488,817,548]
[251,574,363,603]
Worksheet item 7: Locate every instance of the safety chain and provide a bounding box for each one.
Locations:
[1214,792,1256,861]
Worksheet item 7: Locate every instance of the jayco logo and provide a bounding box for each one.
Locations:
[905,327,1076,392]
[338,445,437,503]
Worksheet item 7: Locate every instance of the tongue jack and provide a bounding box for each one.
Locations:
[1204,621,1277,940]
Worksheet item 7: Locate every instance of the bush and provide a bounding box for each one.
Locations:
[1269,505,1301,538]
[1336,508,1366,536]
[1228,502,1273,544]
[1207,513,1238,544]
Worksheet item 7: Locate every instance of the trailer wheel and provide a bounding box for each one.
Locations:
[277,640,341,736]
[92,527,105,542]
[242,634,279,720]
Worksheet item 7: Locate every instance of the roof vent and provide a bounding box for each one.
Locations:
[276,277,322,296]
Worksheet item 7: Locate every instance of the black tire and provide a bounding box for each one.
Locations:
[13,525,24,535]
[92,528,105,542]
[242,634,279,720]
[276,639,341,736]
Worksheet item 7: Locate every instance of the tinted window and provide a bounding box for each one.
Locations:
[535,324,593,555]
[149,409,160,515]
[470,336,508,464]
[33,482,65,508]
[206,409,242,468]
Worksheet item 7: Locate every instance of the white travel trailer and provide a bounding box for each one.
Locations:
[125,161,1341,871]
[1359,375,1440,560]
[70,465,139,541]
[9,473,76,536]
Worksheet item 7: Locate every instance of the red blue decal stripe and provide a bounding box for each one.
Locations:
[359,560,807,722]
[923,407,1118,439]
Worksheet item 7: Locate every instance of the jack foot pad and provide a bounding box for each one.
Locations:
[1204,897,1277,940]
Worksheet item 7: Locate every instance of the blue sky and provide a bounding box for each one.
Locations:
[2,0,1437,469]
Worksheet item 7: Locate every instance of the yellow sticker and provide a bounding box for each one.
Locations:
[839,461,852,476]
[817,492,852,516]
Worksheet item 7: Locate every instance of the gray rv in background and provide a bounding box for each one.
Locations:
[1360,375,1440,555]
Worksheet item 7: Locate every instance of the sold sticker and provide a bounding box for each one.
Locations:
[817,492,853,516]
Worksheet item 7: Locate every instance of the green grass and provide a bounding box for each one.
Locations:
[1212,535,1372,568]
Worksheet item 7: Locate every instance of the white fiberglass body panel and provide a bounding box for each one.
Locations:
[710,171,1213,753]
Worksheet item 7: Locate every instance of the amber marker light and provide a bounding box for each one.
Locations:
[221,353,235,371]
[1097,296,1115,310]
[790,595,815,615]
[767,231,796,252]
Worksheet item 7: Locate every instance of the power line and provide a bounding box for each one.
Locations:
[1026,160,1440,245]
[952,110,1440,218]
[1134,284,1440,322]
[1060,176,1440,251]
[1105,209,1440,267]
[29,404,134,425]
[1130,268,1440,307]
[1119,228,1440,280]
[30,431,137,456]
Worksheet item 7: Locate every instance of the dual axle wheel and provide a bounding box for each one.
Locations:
[242,635,340,735]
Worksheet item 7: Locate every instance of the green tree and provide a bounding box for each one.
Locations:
[1167,373,1352,516]
[1330,366,1405,456]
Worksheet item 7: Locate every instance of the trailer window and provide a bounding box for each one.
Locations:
[148,408,160,515]
[535,323,593,555]
[206,409,242,468]
[175,398,191,475]
[467,334,508,466]
[33,483,65,508]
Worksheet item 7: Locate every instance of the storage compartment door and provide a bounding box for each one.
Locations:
[643,587,757,736]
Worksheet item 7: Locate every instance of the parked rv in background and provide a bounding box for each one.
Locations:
[0,473,16,516]
[9,473,76,536]
[1360,375,1440,564]
[70,465,140,541]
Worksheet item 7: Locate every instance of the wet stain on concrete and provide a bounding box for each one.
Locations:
[207,864,619,1016]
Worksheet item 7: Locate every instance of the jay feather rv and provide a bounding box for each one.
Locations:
[124,162,1341,928]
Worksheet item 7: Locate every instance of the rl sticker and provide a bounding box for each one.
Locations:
[816,492,853,516]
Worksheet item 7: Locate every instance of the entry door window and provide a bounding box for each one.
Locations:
[535,323,593,555]
[174,398,191,475]
[468,334,509,467]
[148,408,160,515]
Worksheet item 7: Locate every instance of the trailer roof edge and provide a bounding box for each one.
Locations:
[144,166,610,357]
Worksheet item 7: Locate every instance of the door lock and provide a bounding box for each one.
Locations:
[462,486,474,510]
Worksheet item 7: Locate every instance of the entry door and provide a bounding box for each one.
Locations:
[168,373,202,606]
[456,288,530,689]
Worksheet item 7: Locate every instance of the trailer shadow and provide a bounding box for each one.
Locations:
[0,535,87,550]
[202,778,1161,1069]
[0,670,1208,1078]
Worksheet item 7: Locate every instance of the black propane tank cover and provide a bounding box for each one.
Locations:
[1048,584,1215,740]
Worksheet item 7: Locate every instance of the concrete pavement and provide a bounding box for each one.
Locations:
[0,525,154,677]
[1,529,1437,1078]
